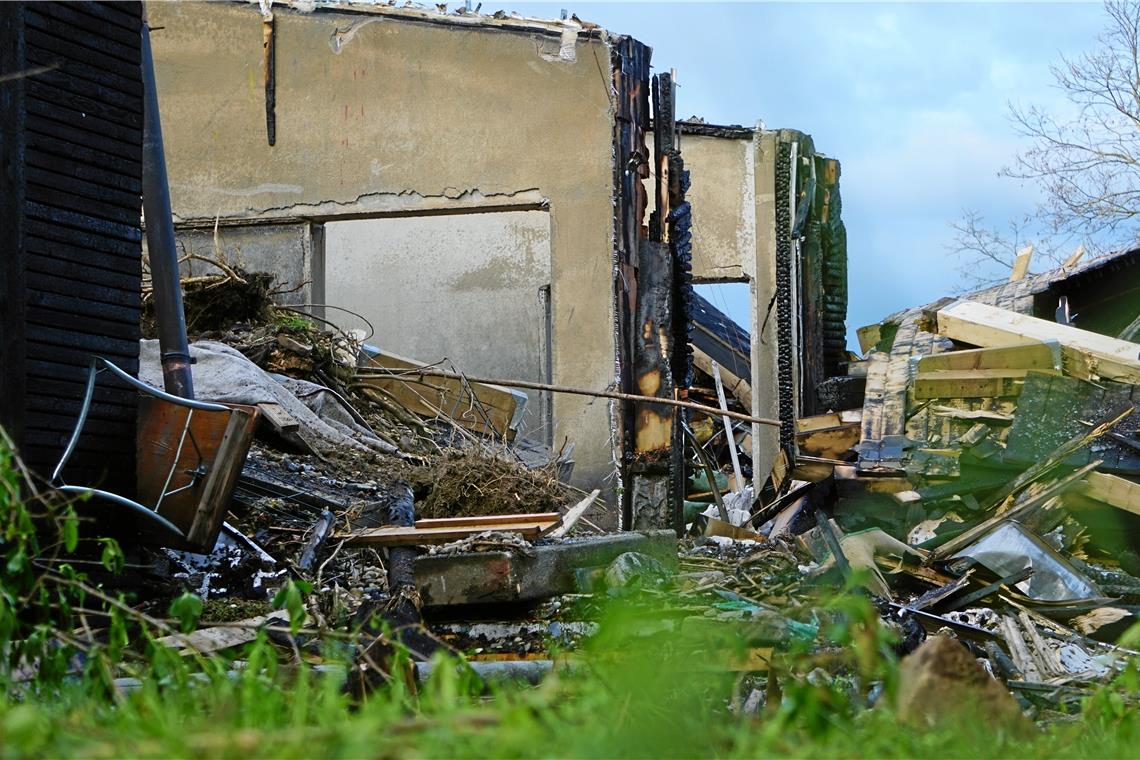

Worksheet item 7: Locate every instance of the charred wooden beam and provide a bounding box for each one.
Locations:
[262,11,275,146]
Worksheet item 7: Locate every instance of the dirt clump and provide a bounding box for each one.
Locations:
[896,635,1035,736]
[411,448,572,519]
[143,266,276,337]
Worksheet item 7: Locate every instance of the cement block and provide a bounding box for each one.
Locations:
[415,530,678,607]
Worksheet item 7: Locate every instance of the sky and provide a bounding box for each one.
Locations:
[504,1,1109,346]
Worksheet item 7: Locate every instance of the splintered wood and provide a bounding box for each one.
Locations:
[935,300,1140,384]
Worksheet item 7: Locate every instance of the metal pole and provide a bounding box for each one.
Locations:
[141,20,194,398]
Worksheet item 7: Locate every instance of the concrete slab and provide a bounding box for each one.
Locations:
[415,530,678,607]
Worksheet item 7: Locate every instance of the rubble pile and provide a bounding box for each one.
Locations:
[22,258,1140,728]
[702,270,1140,714]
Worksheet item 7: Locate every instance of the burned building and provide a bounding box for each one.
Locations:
[671,122,849,479]
[146,1,848,527]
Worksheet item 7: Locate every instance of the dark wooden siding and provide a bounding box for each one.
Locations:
[1,2,143,495]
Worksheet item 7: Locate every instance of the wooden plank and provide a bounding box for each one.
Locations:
[1009,245,1033,282]
[256,402,299,434]
[414,513,560,529]
[186,407,258,548]
[796,423,861,459]
[359,350,523,440]
[340,521,557,547]
[1062,244,1085,269]
[797,411,861,434]
[935,300,1140,384]
[930,406,1013,425]
[1079,471,1140,516]
[912,369,1044,399]
[692,346,751,408]
[156,613,289,656]
[856,323,882,355]
[915,341,1060,373]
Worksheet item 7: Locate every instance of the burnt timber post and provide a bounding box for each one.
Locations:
[614,57,689,533]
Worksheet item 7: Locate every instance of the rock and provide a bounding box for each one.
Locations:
[604,552,668,589]
[896,635,1034,736]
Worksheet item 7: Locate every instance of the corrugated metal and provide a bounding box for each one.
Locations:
[2,2,143,494]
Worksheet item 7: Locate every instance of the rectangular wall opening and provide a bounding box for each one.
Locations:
[323,209,554,445]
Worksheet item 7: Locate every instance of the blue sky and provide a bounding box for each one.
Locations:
[507,1,1108,345]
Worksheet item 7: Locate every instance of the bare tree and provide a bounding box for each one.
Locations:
[947,210,1067,291]
[1006,1,1140,244]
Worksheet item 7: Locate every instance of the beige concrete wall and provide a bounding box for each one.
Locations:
[146,223,317,306]
[148,2,618,491]
[681,135,756,282]
[324,211,553,440]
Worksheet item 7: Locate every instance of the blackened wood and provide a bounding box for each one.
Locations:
[65,1,142,35]
[0,2,28,448]
[25,143,141,194]
[25,6,140,66]
[26,220,141,260]
[263,14,276,146]
[27,122,142,169]
[14,1,144,492]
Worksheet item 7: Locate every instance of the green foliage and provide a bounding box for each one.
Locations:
[169,593,204,634]
[0,587,1139,758]
[272,579,312,635]
[0,428,131,689]
[276,314,316,332]
[3,427,1140,757]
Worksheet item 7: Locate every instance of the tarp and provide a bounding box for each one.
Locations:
[139,339,395,456]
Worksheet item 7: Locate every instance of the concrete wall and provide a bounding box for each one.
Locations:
[682,135,756,283]
[664,129,783,484]
[324,211,553,441]
[752,132,781,484]
[147,223,319,307]
[148,2,619,491]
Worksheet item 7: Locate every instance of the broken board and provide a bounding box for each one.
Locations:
[912,368,1047,400]
[340,512,562,547]
[935,300,1140,384]
[1078,471,1140,516]
[914,341,1060,374]
[796,411,862,459]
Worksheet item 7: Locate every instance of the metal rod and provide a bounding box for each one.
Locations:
[356,367,781,428]
[262,11,276,146]
[711,360,745,497]
[141,20,194,399]
[684,425,728,523]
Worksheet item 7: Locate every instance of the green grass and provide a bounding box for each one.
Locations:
[4,597,1140,760]
[2,428,1138,759]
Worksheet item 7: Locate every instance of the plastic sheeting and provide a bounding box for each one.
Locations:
[139,339,395,456]
[953,522,1101,602]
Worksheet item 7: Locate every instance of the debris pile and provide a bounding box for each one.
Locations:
[19,252,1140,728]
[720,263,1140,713]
